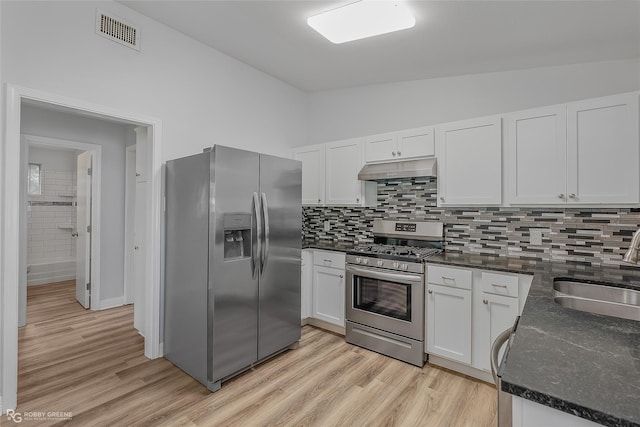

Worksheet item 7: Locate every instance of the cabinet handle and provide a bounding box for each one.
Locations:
[136,172,141,177]
[397,151,401,156]
[439,196,445,202]
[318,198,321,203]
[483,299,488,304]
[441,276,455,281]
[134,246,139,250]
[323,259,332,263]
[569,193,576,199]
[491,284,508,288]
[339,274,344,279]
[392,151,397,156]
[428,290,433,294]
[558,193,565,199]
[356,198,360,203]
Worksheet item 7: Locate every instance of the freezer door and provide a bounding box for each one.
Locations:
[258,154,302,360]
[209,146,260,382]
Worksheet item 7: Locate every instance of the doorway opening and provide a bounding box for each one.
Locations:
[20,139,101,319]
[2,84,163,413]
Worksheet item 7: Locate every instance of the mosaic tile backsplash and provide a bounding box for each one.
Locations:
[302,177,640,267]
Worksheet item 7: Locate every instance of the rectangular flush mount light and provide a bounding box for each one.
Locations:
[307,0,415,44]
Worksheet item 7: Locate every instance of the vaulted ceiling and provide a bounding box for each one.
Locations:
[120,1,640,92]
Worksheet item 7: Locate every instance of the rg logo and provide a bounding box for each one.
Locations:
[6,410,22,423]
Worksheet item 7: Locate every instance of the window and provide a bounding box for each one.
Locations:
[28,163,42,195]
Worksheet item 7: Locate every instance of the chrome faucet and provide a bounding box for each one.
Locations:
[623,229,640,264]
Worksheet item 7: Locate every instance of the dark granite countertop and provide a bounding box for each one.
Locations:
[426,253,640,427]
[302,239,360,253]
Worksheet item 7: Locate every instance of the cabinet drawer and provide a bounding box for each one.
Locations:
[427,265,472,290]
[313,250,346,268]
[481,271,518,298]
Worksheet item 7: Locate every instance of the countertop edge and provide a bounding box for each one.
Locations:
[502,380,639,427]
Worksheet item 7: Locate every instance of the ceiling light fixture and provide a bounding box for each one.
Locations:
[307,0,416,44]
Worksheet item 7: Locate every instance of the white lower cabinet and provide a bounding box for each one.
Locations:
[512,396,601,427]
[301,250,313,320]
[426,264,532,380]
[426,283,472,364]
[474,292,519,371]
[311,250,346,328]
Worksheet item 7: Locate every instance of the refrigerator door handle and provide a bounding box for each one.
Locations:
[260,192,270,272]
[252,192,262,278]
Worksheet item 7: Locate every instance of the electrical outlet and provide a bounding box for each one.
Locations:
[530,229,543,245]
[324,220,330,232]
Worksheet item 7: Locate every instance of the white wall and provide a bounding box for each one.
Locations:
[21,104,133,301]
[307,58,640,143]
[29,146,78,172]
[1,1,309,162]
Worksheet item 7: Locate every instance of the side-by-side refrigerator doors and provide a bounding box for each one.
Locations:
[258,154,302,360]
[210,146,261,382]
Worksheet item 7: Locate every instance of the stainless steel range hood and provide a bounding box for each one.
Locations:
[357,158,437,181]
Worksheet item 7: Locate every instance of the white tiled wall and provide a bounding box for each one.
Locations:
[27,170,77,263]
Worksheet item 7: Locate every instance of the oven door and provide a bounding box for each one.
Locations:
[346,264,424,341]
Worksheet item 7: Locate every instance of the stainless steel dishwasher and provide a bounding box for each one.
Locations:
[491,317,519,427]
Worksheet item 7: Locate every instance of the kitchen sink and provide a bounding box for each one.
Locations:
[553,280,640,321]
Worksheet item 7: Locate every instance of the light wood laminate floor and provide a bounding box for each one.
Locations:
[17,281,497,426]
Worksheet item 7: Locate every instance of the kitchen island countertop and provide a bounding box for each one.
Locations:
[426,252,640,427]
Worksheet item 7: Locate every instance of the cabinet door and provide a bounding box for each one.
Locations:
[567,93,640,204]
[293,144,325,205]
[301,250,313,320]
[507,106,567,204]
[364,132,398,163]
[426,283,472,364]
[325,138,365,205]
[398,126,435,159]
[312,266,345,327]
[437,116,502,205]
[475,292,519,372]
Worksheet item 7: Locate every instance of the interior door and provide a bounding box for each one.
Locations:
[76,151,93,309]
[133,180,147,335]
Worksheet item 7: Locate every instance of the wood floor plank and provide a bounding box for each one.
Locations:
[17,281,497,426]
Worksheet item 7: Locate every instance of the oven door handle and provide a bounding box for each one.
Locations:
[346,265,423,283]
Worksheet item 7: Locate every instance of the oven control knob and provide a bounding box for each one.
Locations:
[393,262,399,269]
[356,257,361,264]
[362,258,369,265]
[401,264,408,270]
[377,260,384,267]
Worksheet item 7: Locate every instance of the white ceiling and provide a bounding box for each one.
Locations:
[120,0,640,92]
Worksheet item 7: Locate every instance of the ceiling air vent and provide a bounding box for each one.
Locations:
[95,9,140,51]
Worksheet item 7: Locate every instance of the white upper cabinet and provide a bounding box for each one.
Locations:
[325,138,375,206]
[398,126,435,159]
[567,93,639,205]
[365,126,435,163]
[437,116,502,206]
[507,93,639,206]
[364,132,397,163]
[506,106,567,204]
[293,143,326,205]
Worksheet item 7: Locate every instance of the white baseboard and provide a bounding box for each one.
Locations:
[306,318,345,336]
[428,355,495,384]
[99,296,124,310]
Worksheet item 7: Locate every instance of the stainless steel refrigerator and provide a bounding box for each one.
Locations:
[164,145,302,392]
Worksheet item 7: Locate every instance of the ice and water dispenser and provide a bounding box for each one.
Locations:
[223,213,252,260]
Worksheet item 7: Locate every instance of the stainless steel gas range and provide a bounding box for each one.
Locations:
[345,219,444,366]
